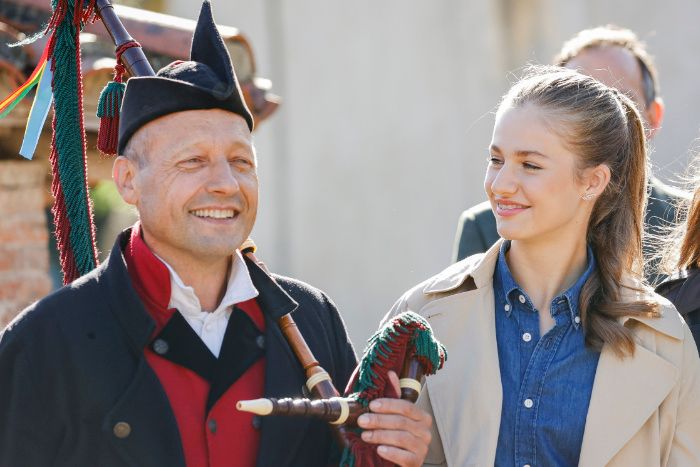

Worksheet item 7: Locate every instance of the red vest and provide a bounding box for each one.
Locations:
[124,224,265,467]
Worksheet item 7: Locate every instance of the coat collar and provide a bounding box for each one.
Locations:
[423,240,501,294]
[103,228,158,354]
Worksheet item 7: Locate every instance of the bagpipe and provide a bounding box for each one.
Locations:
[239,243,447,466]
[0,1,447,465]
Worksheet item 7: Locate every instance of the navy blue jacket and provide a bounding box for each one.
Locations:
[0,229,357,466]
[657,268,700,354]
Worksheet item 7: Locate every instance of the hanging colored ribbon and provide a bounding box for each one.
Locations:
[19,58,54,160]
[0,43,49,118]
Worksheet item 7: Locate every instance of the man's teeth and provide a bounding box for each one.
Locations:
[192,209,235,219]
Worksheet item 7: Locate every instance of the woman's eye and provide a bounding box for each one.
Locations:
[523,162,541,170]
[488,156,503,165]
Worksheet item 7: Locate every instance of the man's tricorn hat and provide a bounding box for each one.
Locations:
[118,0,254,154]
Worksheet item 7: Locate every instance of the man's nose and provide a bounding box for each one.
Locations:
[206,159,240,195]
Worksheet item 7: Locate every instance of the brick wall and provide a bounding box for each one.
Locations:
[0,161,53,327]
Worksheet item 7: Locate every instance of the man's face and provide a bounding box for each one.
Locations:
[564,46,658,132]
[565,46,646,111]
[116,109,258,266]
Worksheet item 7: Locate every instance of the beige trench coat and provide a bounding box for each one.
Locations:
[386,241,700,466]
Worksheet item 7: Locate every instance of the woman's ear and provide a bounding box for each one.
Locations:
[582,163,611,198]
[112,156,139,206]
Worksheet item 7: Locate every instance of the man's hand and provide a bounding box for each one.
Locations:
[356,371,432,466]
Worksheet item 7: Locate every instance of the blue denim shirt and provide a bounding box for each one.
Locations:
[494,241,600,467]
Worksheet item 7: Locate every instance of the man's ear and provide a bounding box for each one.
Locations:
[113,156,139,206]
[645,98,664,140]
[583,163,611,198]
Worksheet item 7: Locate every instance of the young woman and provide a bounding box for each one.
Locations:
[656,156,700,351]
[385,67,700,466]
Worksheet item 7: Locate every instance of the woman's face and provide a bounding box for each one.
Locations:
[484,103,593,245]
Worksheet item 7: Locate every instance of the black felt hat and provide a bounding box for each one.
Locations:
[117,0,254,155]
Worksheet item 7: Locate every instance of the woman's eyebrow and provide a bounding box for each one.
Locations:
[489,145,549,159]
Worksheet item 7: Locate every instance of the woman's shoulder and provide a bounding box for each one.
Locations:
[619,287,699,363]
[385,248,500,323]
[404,248,500,300]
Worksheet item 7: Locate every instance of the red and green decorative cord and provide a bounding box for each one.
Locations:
[0,0,100,283]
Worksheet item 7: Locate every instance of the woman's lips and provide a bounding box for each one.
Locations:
[495,202,529,217]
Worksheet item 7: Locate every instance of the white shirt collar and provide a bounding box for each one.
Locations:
[156,250,259,318]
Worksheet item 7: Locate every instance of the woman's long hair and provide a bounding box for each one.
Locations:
[500,66,659,356]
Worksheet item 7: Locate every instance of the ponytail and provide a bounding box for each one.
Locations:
[503,67,659,357]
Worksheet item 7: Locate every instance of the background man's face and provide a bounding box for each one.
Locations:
[564,46,652,128]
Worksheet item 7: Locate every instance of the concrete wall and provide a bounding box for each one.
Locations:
[166,0,700,348]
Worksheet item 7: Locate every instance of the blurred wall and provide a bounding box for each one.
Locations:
[168,0,700,348]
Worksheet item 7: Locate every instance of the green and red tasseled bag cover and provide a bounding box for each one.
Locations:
[340,311,447,467]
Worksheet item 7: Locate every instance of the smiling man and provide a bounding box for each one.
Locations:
[0,2,431,466]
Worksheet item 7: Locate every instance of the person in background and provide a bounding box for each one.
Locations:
[656,154,700,351]
[453,26,683,285]
[386,66,700,466]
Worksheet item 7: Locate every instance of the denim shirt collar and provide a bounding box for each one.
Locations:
[495,240,596,329]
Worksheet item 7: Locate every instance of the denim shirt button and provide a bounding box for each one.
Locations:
[518,294,526,304]
[522,332,532,342]
[574,316,581,324]
[523,398,534,408]
[504,303,511,312]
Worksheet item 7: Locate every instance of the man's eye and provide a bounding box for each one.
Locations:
[232,158,254,169]
[488,156,503,165]
[523,162,541,170]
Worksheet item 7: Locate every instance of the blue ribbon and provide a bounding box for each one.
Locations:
[19,59,53,160]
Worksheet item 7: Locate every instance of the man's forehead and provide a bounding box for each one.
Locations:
[128,109,253,158]
[564,46,645,107]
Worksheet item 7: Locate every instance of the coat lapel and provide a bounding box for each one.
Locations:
[423,288,503,466]
[420,242,504,466]
[100,230,186,466]
[579,334,680,466]
[244,258,313,467]
[256,312,312,466]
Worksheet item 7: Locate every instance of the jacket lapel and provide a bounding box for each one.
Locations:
[420,242,503,466]
[100,230,186,466]
[579,333,680,466]
[422,288,503,466]
[243,259,312,467]
[256,313,311,466]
